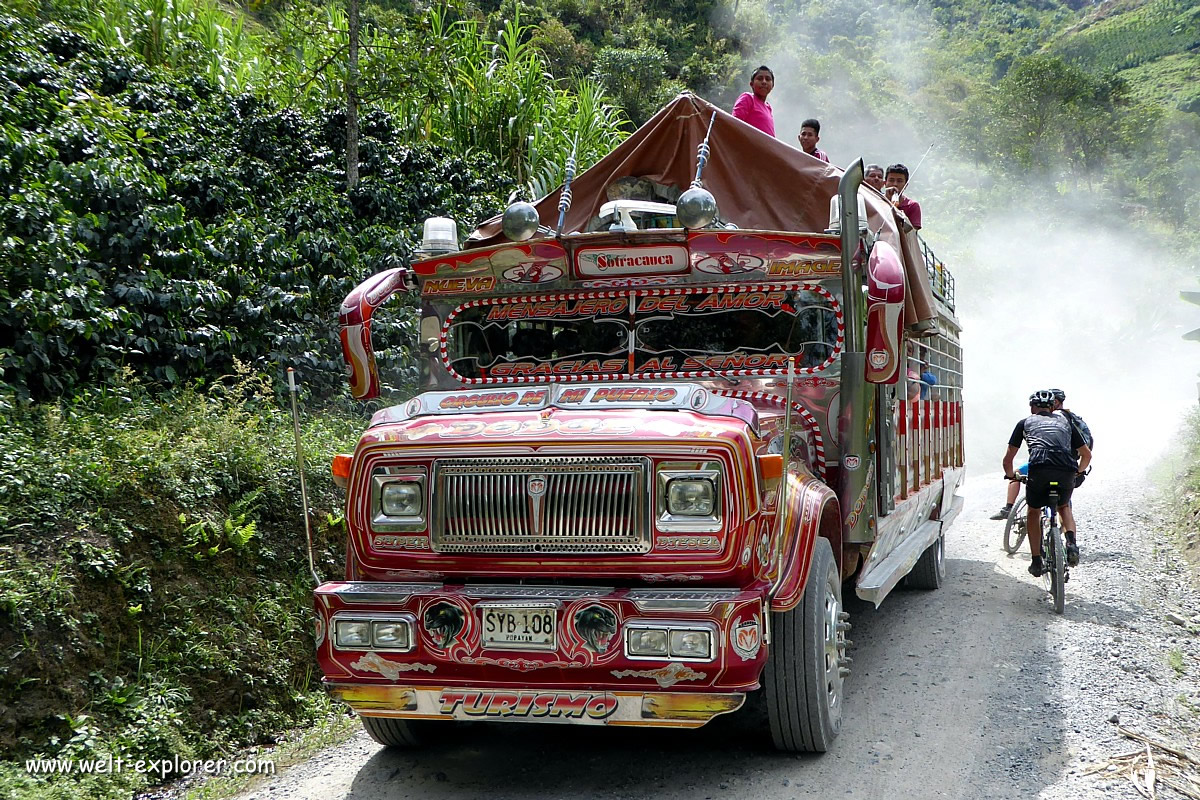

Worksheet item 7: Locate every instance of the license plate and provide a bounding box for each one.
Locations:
[480,603,557,651]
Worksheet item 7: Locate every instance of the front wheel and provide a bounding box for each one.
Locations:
[763,538,845,753]
[1047,523,1066,614]
[1003,497,1028,555]
[361,716,442,748]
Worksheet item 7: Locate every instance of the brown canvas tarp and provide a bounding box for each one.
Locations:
[468,93,937,330]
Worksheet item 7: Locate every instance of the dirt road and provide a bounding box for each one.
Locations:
[236,471,1199,800]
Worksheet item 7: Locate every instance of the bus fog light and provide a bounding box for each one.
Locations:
[628,628,669,657]
[335,620,371,648]
[372,621,410,649]
[669,629,712,659]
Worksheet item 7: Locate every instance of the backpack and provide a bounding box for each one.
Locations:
[1062,410,1093,449]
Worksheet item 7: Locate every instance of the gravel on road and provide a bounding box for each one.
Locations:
[212,470,1200,800]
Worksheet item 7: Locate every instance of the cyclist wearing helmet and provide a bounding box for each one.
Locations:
[1051,389,1093,454]
[990,388,1093,531]
[1003,390,1092,577]
[1051,388,1092,565]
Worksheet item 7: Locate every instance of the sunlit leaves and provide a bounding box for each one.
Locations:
[0,18,512,400]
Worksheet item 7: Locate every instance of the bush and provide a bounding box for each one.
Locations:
[0,17,512,402]
[0,372,363,797]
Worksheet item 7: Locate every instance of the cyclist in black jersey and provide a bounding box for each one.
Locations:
[1050,388,1092,565]
[1003,390,1092,577]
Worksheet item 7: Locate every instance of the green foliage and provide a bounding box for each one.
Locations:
[0,17,512,400]
[591,44,685,127]
[394,9,629,190]
[1053,0,1200,74]
[0,373,362,797]
[1161,406,1200,583]
[984,55,1128,174]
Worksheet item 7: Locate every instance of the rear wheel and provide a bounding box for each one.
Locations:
[361,716,439,748]
[764,538,845,753]
[906,531,945,590]
[1003,497,1028,555]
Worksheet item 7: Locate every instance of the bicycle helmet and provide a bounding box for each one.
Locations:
[1049,388,1066,403]
[1029,390,1055,408]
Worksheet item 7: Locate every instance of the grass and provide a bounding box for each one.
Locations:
[1168,649,1186,677]
[1155,406,1200,586]
[1116,52,1200,110]
[181,694,359,800]
[0,371,366,800]
[1052,0,1200,73]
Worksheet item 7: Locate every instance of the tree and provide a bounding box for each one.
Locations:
[986,55,1105,173]
[346,0,360,190]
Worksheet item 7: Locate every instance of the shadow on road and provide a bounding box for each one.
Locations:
[333,557,1077,800]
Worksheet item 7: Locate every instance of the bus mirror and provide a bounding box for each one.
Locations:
[339,268,414,400]
[864,241,905,385]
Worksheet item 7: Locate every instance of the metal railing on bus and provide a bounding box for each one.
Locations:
[918,236,955,312]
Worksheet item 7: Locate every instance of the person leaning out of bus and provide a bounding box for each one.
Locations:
[731,66,775,137]
[883,163,922,230]
[1003,390,1092,577]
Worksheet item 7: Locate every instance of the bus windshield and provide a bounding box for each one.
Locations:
[442,286,842,381]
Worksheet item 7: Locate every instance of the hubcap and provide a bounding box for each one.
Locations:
[823,584,845,709]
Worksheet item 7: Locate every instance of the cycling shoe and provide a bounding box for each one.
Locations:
[1028,558,1044,577]
[1066,542,1079,566]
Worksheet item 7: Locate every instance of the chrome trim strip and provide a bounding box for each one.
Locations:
[329,582,442,603]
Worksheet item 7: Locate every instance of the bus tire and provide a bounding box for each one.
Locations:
[906,531,945,590]
[361,716,429,748]
[764,537,844,753]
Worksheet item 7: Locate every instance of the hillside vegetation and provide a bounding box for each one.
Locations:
[1,0,1198,797]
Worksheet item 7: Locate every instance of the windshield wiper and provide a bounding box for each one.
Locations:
[649,345,739,386]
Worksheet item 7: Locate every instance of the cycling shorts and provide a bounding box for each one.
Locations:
[1026,467,1075,509]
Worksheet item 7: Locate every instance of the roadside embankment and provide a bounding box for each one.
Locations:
[1158,406,1200,585]
[0,376,358,800]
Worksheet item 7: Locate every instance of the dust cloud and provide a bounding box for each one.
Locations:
[958,216,1198,476]
[712,0,1200,477]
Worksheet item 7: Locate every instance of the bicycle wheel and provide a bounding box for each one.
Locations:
[1047,522,1065,614]
[1003,497,1028,555]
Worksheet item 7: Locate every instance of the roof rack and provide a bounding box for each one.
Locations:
[919,236,955,312]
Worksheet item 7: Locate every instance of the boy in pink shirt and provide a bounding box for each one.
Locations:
[732,66,775,136]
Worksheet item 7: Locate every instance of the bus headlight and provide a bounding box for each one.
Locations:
[380,481,423,517]
[667,478,715,516]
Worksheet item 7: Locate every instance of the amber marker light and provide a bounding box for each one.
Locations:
[758,453,783,489]
[331,454,352,489]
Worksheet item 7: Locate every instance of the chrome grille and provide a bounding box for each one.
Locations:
[433,457,650,554]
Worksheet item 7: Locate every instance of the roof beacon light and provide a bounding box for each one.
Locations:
[677,111,720,229]
[502,201,541,241]
[826,194,868,235]
[419,216,458,254]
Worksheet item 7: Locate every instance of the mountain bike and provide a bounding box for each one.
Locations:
[1007,475,1067,614]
